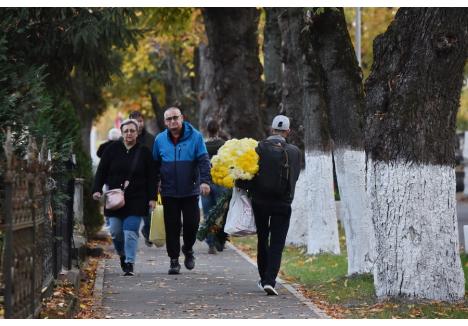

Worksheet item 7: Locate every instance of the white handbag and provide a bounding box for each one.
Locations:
[104,180,129,210]
[104,188,125,210]
[224,187,256,236]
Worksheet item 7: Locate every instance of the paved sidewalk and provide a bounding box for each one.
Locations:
[99,238,326,319]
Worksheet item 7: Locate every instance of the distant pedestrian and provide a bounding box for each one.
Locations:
[238,115,301,295]
[128,111,157,247]
[96,128,121,158]
[96,127,122,229]
[92,119,157,276]
[153,107,211,275]
[201,119,228,254]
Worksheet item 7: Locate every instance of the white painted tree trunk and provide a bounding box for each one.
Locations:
[464,225,468,254]
[334,148,374,275]
[286,169,308,246]
[367,160,465,301]
[463,131,468,197]
[306,151,341,255]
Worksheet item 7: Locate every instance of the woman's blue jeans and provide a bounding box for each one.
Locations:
[108,216,142,263]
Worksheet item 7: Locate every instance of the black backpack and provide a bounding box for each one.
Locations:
[254,139,290,197]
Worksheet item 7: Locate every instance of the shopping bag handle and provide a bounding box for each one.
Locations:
[156,194,162,205]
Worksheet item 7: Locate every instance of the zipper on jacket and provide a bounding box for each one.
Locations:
[174,144,178,195]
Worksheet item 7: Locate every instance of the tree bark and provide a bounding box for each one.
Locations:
[279,8,340,254]
[262,8,283,132]
[278,8,307,246]
[149,88,165,133]
[197,42,219,135]
[365,8,467,301]
[309,8,374,274]
[202,8,265,140]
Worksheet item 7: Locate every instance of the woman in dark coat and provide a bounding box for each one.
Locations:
[92,119,157,276]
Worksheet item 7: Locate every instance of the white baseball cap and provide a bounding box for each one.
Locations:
[271,115,290,131]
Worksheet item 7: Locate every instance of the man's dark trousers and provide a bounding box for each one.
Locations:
[162,196,200,259]
[252,199,292,288]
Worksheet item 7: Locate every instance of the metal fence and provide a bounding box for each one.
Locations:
[0,129,79,318]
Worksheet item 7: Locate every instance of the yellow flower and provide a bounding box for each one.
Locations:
[210,138,259,188]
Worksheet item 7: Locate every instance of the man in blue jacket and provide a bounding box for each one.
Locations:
[153,107,211,274]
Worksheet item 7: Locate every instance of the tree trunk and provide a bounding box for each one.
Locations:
[68,68,106,158]
[365,8,467,301]
[279,8,340,254]
[309,8,374,274]
[202,8,265,140]
[262,8,283,133]
[149,88,165,133]
[278,8,307,246]
[197,42,219,135]
[80,116,93,158]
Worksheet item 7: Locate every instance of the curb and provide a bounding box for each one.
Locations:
[227,242,330,319]
[94,258,105,309]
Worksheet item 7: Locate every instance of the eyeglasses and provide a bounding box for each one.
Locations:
[123,129,137,134]
[165,115,180,122]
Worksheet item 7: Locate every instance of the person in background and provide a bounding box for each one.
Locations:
[96,127,122,229]
[201,119,227,254]
[128,111,156,247]
[237,115,301,296]
[92,119,156,276]
[153,107,211,275]
[97,128,122,158]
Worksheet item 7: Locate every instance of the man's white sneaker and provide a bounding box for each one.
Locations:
[263,284,278,296]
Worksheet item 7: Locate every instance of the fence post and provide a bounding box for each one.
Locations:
[26,135,38,317]
[3,174,13,318]
[73,178,86,263]
[2,127,14,318]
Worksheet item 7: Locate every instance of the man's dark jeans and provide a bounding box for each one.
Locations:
[252,199,292,288]
[161,195,200,259]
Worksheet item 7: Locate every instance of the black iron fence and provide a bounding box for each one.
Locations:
[0,129,80,318]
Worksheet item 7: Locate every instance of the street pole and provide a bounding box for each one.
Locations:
[355,7,362,67]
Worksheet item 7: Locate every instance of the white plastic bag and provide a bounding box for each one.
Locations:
[224,187,256,236]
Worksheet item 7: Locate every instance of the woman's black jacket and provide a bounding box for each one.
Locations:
[92,141,157,218]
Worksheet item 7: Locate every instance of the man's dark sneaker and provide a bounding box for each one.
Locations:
[183,251,195,270]
[124,263,135,276]
[214,241,225,252]
[144,239,153,247]
[168,259,181,275]
[208,246,217,254]
[263,284,278,296]
[119,255,126,272]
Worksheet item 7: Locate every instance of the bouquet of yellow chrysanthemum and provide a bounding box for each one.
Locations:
[210,138,259,188]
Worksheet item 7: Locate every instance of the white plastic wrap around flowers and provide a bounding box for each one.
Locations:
[210,138,259,188]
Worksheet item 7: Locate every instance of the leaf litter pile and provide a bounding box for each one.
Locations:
[39,239,110,319]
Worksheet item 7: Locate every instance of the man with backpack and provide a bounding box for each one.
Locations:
[238,115,301,295]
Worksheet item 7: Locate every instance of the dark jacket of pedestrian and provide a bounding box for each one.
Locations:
[251,134,301,205]
[137,128,155,152]
[92,141,157,218]
[97,140,118,158]
[205,138,225,159]
[153,121,211,197]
